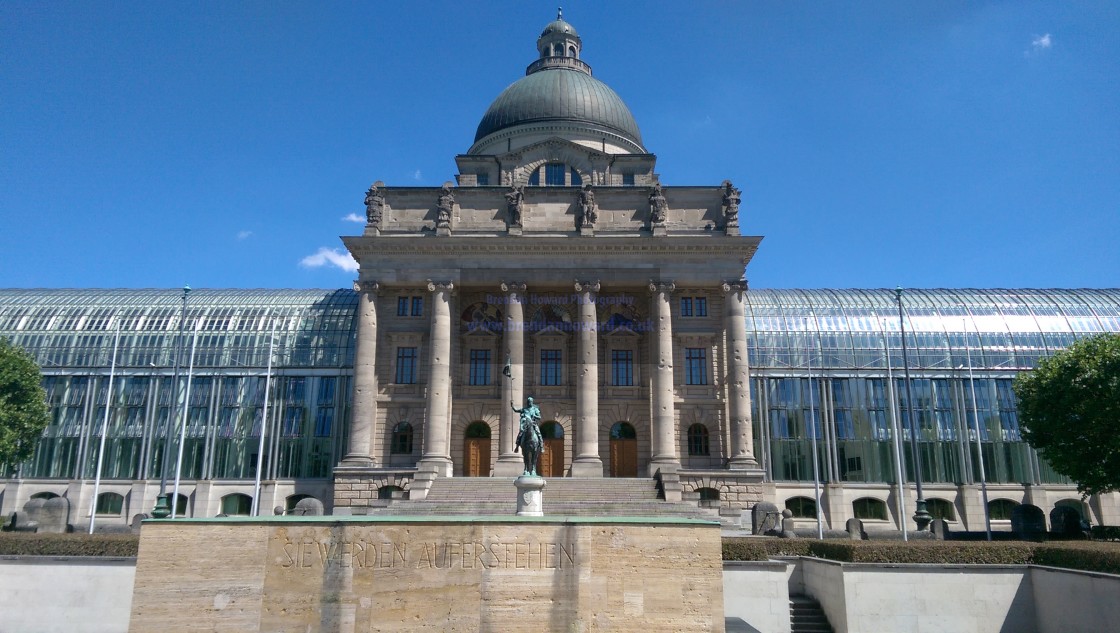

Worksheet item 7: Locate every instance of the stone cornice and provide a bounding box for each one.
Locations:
[343,235,760,262]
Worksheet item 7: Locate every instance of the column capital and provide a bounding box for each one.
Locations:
[721,279,749,294]
[426,280,455,293]
[574,280,600,294]
[500,281,527,294]
[353,280,380,295]
[648,281,676,294]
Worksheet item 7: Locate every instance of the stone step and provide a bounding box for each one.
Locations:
[789,596,834,633]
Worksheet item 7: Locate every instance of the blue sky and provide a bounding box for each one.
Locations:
[2,1,1117,290]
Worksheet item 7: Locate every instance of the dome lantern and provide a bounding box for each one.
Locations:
[537,7,581,59]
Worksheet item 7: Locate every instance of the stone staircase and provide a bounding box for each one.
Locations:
[372,477,718,520]
[789,595,833,633]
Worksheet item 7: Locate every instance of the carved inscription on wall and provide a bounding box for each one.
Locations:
[277,536,576,571]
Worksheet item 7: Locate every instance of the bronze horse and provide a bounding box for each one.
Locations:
[511,397,544,477]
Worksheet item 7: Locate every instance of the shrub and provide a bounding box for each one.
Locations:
[0,533,138,557]
[722,538,811,561]
[1033,542,1120,575]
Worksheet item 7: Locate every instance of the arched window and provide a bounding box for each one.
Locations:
[697,487,720,508]
[285,494,313,513]
[785,496,817,519]
[925,498,956,521]
[852,497,887,521]
[687,424,710,456]
[466,421,491,439]
[96,492,125,516]
[570,168,582,186]
[540,421,564,439]
[544,163,565,186]
[610,422,637,440]
[1055,498,1086,518]
[30,491,60,500]
[988,498,1019,521]
[378,485,404,500]
[568,45,577,57]
[391,422,414,454]
[221,493,253,516]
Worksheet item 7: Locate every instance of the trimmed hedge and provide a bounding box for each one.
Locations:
[722,538,1120,575]
[0,533,139,557]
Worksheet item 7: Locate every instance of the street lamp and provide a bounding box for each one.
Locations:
[153,285,190,518]
[895,286,932,531]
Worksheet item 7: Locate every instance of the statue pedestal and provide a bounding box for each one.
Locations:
[507,226,522,236]
[579,227,594,236]
[514,475,546,517]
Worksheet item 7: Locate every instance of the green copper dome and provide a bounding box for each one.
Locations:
[473,68,644,149]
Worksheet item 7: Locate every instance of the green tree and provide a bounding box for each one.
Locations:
[1015,333,1120,497]
[0,337,50,468]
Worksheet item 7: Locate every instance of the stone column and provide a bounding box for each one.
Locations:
[418,281,454,477]
[572,280,604,477]
[343,281,379,465]
[495,282,527,477]
[649,281,680,474]
[722,280,760,469]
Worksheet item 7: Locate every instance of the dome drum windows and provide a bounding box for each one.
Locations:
[526,163,583,187]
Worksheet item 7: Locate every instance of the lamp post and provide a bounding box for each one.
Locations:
[153,285,190,518]
[895,287,932,531]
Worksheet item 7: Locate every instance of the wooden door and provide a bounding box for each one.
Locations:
[464,438,490,477]
[609,439,637,477]
[540,438,565,477]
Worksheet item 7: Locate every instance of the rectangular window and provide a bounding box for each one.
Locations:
[476,173,489,186]
[410,296,423,317]
[540,349,563,386]
[685,348,708,385]
[622,173,635,186]
[681,297,706,317]
[395,347,417,384]
[545,163,565,186]
[469,349,491,386]
[314,407,333,437]
[611,350,634,386]
[570,168,582,186]
[397,297,409,316]
[528,168,540,186]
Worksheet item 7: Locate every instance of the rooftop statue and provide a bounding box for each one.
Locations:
[505,185,524,228]
[721,180,741,230]
[649,182,668,225]
[364,183,385,225]
[578,184,597,230]
[436,184,454,229]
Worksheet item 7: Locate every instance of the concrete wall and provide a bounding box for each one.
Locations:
[0,556,135,633]
[1032,566,1120,633]
[802,558,1037,633]
[722,561,794,633]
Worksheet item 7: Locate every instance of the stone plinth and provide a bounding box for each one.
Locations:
[514,476,546,516]
[129,516,724,633]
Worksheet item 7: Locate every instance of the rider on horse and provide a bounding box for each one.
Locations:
[511,397,544,477]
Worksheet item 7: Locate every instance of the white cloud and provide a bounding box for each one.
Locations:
[342,213,365,223]
[412,169,423,181]
[236,230,253,240]
[299,247,358,272]
[1026,33,1052,56]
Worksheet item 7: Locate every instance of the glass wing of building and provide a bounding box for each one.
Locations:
[2,287,1118,488]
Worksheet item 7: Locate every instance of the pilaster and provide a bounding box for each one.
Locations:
[572,280,604,477]
[418,280,454,477]
[648,281,680,474]
[495,282,528,477]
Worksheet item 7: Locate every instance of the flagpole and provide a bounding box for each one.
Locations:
[806,316,823,539]
[964,318,992,540]
[873,311,908,541]
[251,318,277,516]
[171,318,201,519]
[89,315,122,534]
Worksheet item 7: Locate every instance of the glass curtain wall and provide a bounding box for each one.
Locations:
[747,288,1120,486]
[0,289,356,481]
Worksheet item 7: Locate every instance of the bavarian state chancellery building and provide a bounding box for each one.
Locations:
[3,15,1118,532]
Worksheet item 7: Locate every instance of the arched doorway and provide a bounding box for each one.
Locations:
[463,422,491,477]
[539,422,565,477]
[609,422,638,477]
